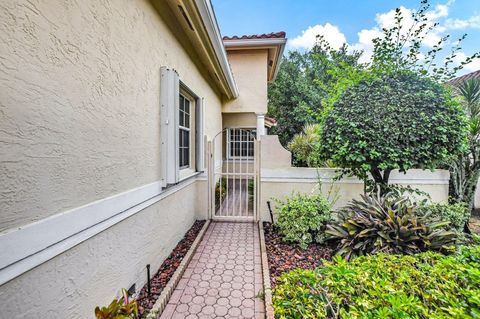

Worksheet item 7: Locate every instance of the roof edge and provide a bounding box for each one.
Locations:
[195,0,239,99]
[448,69,480,86]
[223,38,287,48]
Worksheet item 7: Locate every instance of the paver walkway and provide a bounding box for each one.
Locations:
[160,222,265,319]
[217,179,254,217]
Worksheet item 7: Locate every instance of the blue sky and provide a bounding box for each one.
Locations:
[212,0,480,75]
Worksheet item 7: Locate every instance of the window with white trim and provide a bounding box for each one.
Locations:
[160,67,204,186]
[179,92,195,173]
[227,128,256,159]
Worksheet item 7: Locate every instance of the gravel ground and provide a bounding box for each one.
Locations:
[136,220,206,317]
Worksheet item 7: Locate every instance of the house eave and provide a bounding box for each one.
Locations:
[153,0,239,100]
[195,0,239,98]
[223,37,287,82]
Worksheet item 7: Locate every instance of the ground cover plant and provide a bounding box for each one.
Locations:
[273,246,480,319]
[95,289,138,319]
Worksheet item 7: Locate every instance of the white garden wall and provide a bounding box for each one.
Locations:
[259,136,450,221]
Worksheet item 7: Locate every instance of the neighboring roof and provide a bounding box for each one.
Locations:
[448,70,480,86]
[264,116,277,128]
[223,32,287,82]
[222,32,286,41]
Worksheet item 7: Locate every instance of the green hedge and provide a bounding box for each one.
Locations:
[273,246,480,319]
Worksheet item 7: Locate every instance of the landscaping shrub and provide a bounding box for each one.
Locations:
[326,194,456,259]
[416,202,470,233]
[275,193,332,249]
[273,246,480,319]
[95,289,138,319]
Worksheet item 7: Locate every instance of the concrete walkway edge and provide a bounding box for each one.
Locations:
[149,220,211,318]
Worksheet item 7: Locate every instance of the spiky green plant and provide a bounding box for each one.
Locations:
[326,194,457,260]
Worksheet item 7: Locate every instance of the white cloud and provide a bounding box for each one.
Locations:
[350,28,383,63]
[288,23,347,50]
[349,1,455,63]
[445,15,480,29]
[452,52,480,72]
[289,0,479,71]
[375,6,415,29]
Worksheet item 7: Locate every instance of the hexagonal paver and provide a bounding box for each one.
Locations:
[159,222,264,319]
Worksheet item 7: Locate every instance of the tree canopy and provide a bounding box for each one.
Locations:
[267,43,362,146]
[319,71,468,192]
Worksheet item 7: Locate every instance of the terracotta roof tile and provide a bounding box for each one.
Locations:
[222,31,286,41]
[265,116,277,128]
[448,70,480,85]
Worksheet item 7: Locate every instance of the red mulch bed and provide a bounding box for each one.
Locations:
[263,222,334,287]
[137,220,205,317]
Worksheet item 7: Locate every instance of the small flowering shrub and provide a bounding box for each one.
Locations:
[273,246,480,319]
[275,193,332,249]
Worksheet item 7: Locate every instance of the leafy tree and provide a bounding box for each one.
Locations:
[268,42,362,146]
[316,0,476,193]
[319,71,468,194]
[449,79,480,213]
[369,0,479,82]
[267,51,320,146]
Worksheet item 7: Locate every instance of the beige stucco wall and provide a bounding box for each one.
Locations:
[0,0,223,232]
[0,182,200,318]
[222,50,268,114]
[0,0,224,318]
[260,136,450,221]
[223,112,257,128]
[474,178,480,210]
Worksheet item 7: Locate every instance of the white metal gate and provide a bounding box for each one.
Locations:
[207,128,260,221]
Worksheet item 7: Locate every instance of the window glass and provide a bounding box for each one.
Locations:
[179,94,191,169]
[228,128,256,159]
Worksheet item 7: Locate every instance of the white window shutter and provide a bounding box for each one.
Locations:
[196,97,205,172]
[160,67,180,186]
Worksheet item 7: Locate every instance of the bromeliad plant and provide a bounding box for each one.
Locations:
[95,289,138,319]
[325,194,456,259]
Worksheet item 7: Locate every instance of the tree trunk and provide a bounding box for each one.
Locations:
[370,168,392,196]
[449,153,479,234]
